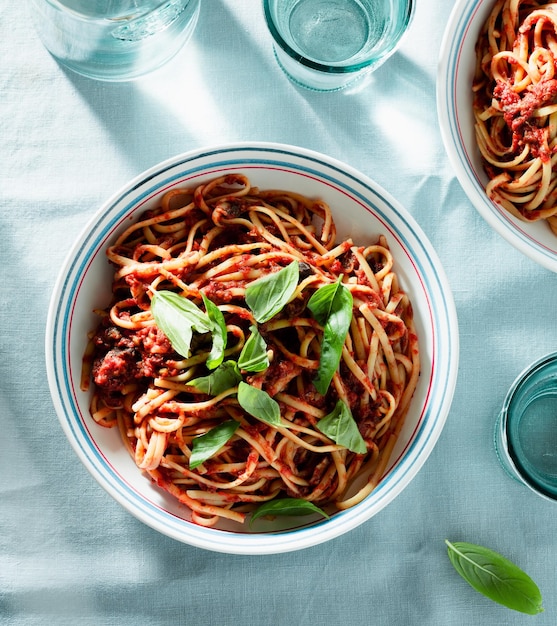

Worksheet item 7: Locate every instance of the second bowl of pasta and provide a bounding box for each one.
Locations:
[438,0,557,273]
[45,142,458,554]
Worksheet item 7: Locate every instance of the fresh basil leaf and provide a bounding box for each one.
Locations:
[151,290,212,359]
[189,361,242,396]
[245,261,299,323]
[308,279,353,395]
[307,278,345,325]
[445,540,544,615]
[202,293,227,370]
[238,325,269,372]
[316,400,367,454]
[250,497,329,526]
[189,420,240,469]
[237,381,281,427]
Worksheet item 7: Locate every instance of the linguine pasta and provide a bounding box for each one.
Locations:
[473,0,557,235]
[81,173,420,527]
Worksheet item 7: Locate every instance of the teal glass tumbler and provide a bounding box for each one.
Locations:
[30,0,201,82]
[494,352,557,501]
[262,0,414,92]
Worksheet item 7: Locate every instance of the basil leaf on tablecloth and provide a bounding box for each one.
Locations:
[445,540,544,614]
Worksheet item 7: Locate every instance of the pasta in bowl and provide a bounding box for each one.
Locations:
[438,0,557,273]
[45,143,458,554]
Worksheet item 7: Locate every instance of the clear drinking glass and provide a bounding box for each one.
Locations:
[30,0,201,81]
[262,0,413,92]
[494,352,557,501]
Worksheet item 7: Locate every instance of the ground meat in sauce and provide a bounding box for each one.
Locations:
[91,321,176,392]
[493,78,557,159]
[202,281,243,303]
[247,357,302,397]
[92,347,137,391]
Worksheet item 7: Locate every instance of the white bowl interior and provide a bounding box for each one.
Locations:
[438,0,557,272]
[46,143,459,554]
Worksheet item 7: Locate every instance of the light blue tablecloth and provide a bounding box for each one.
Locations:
[3,1,557,624]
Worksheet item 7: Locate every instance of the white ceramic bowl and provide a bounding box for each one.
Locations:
[45,143,459,554]
[438,0,557,273]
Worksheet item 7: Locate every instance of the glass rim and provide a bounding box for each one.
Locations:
[262,0,414,74]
